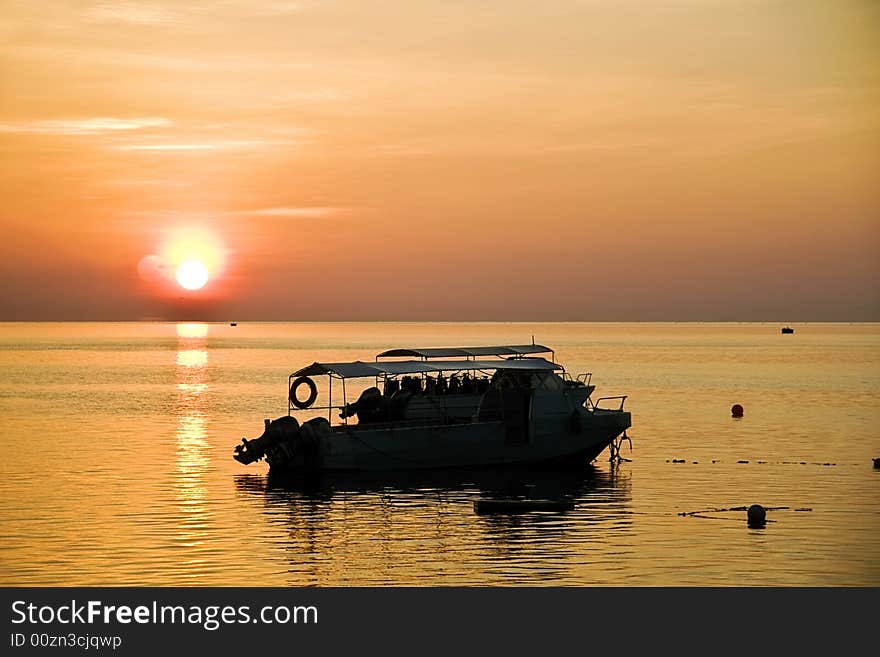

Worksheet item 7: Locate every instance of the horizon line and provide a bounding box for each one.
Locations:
[0,319,877,324]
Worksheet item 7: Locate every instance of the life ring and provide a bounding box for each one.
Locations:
[289,376,318,409]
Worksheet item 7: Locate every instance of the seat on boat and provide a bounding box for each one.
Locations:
[388,389,413,421]
[341,386,384,422]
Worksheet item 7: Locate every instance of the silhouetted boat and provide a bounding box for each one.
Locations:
[230,322,237,326]
[232,344,632,473]
[781,326,794,334]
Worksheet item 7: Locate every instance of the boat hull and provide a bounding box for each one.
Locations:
[267,410,631,474]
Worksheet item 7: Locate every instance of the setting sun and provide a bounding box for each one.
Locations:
[136,226,227,301]
[176,261,209,290]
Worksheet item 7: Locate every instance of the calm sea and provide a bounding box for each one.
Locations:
[0,322,877,586]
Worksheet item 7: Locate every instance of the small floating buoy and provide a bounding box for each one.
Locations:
[747,504,766,528]
[731,404,744,418]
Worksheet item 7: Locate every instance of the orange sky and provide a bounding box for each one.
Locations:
[1,0,878,320]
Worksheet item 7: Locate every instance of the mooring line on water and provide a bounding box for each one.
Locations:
[686,513,779,523]
[665,459,858,467]
[678,505,792,517]
[676,505,815,524]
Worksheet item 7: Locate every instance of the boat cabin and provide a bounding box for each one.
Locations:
[288,344,595,432]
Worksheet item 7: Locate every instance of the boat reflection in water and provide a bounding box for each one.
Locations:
[233,465,633,585]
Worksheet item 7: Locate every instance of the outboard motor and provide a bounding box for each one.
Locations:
[233,415,300,464]
[264,416,331,471]
[297,417,331,469]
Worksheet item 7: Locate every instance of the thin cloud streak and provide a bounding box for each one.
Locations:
[0,117,171,135]
[115,143,216,151]
[115,139,297,151]
[243,207,348,218]
[84,3,178,25]
[254,1,312,15]
[121,207,350,220]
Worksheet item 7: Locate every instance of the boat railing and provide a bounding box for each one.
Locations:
[563,372,592,388]
[592,396,627,412]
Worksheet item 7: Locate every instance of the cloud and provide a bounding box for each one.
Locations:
[85,2,178,26]
[115,139,295,151]
[240,207,348,218]
[122,207,350,220]
[115,143,216,151]
[83,1,316,27]
[0,117,171,135]
[255,1,311,15]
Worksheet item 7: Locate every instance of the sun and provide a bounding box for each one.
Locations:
[176,260,210,290]
[137,226,227,295]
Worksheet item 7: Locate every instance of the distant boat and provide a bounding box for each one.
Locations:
[230,322,237,327]
[781,326,794,334]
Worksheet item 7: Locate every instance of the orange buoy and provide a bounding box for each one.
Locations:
[731,404,744,418]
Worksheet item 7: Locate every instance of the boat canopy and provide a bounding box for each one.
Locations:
[293,357,562,379]
[376,344,552,359]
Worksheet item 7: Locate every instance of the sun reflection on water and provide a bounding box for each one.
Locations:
[177,349,208,368]
[174,324,211,571]
[177,415,209,480]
